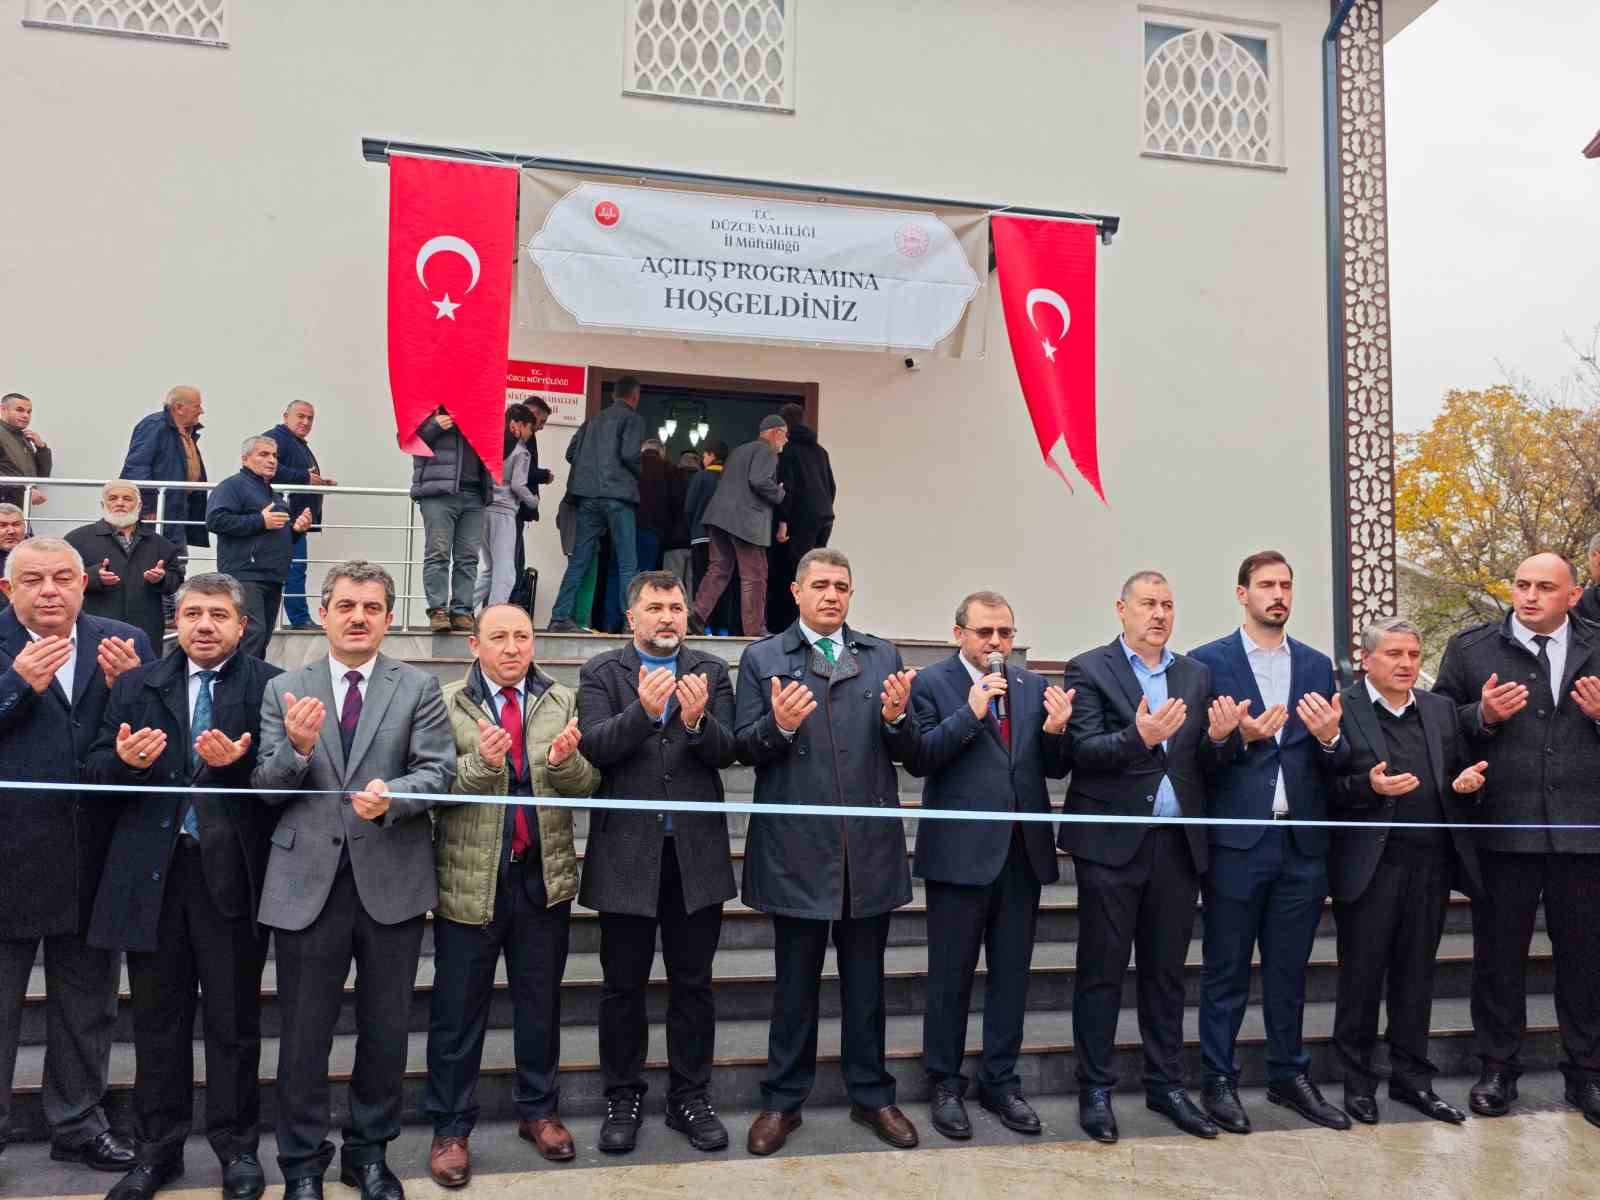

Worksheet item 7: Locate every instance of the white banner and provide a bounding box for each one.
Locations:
[525,182,982,352]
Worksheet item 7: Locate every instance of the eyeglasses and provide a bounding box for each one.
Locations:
[960,626,1016,640]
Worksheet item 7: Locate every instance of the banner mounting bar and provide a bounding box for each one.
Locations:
[361,137,1121,245]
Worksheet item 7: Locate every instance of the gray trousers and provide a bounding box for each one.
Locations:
[473,508,520,610]
[0,934,119,1147]
[418,494,485,615]
[662,548,693,597]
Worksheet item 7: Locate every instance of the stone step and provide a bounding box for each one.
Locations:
[1,995,1560,1140]
[19,931,1553,1046]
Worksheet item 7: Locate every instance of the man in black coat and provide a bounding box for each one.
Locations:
[85,573,280,1200]
[1060,570,1237,1144]
[1327,616,1485,1128]
[904,590,1073,1140]
[1432,551,1600,1124]
[768,404,836,631]
[0,538,153,1174]
[67,480,184,652]
[205,436,313,660]
[576,571,739,1155]
[735,548,921,1157]
[265,401,336,631]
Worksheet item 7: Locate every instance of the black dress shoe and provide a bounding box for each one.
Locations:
[665,1094,729,1151]
[1389,1084,1466,1124]
[599,1089,644,1153]
[337,1160,403,1200]
[979,1091,1041,1135]
[1565,1080,1600,1128]
[1469,1070,1518,1117]
[929,1082,972,1140]
[1201,1077,1251,1135]
[1078,1087,1119,1144]
[105,1161,184,1200]
[221,1152,266,1200]
[1146,1088,1219,1139]
[1267,1073,1352,1130]
[51,1130,137,1172]
[1344,1092,1379,1125]
[282,1178,324,1200]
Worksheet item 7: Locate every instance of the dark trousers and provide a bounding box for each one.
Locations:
[1199,829,1327,1084]
[1072,828,1199,1093]
[764,912,894,1113]
[126,841,267,1166]
[239,582,282,660]
[598,847,723,1100]
[424,859,569,1133]
[1472,850,1600,1084]
[272,867,424,1178]
[1332,853,1452,1093]
[552,497,636,624]
[694,527,769,637]
[922,834,1041,1098]
[0,932,118,1148]
[690,542,738,633]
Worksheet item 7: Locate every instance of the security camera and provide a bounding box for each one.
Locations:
[903,356,921,371]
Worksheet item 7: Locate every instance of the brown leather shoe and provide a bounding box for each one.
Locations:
[428,609,451,633]
[746,1109,803,1156]
[850,1103,919,1149]
[429,1135,470,1188]
[518,1115,576,1162]
[450,612,476,632]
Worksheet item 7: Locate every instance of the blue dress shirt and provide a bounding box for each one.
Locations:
[1120,636,1180,818]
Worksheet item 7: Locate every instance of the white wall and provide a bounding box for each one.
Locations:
[0,0,1337,660]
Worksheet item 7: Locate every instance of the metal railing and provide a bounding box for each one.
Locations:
[9,475,437,632]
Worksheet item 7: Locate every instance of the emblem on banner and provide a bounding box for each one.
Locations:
[894,221,931,259]
[593,200,622,229]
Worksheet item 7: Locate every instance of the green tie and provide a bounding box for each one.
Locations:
[818,638,836,664]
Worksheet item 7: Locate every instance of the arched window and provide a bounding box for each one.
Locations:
[23,0,225,46]
[625,0,796,113]
[1142,17,1279,167]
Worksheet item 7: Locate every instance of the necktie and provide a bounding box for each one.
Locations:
[183,669,217,839]
[501,687,533,858]
[339,669,363,758]
[818,637,836,664]
[1532,634,1553,704]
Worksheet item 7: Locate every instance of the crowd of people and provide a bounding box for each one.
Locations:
[3,385,1600,1200]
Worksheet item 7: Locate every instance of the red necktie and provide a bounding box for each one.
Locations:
[999,713,1011,747]
[500,686,531,857]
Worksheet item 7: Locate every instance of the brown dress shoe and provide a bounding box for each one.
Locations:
[850,1103,919,1149]
[429,1135,470,1188]
[746,1110,803,1156]
[450,612,476,632]
[428,609,451,633]
[518,1115,576,1162]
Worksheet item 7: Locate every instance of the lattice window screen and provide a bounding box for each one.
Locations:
[23,0,226,45]
[1142,17,1278,166]
[624,0,795,112]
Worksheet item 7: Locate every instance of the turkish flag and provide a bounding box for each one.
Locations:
[387,153,518,481]
[991,216,1103,501]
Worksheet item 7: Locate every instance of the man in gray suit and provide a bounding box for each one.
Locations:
[252,561,454,1200]
[689,415,787,637]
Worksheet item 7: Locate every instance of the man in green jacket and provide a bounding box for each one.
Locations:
[423,604,599,1188]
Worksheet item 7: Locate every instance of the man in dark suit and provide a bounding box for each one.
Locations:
[1187,551,1349,1133]
[905,590,1073,1140]
[85,573,280,1200]
[1061,570,1236,1143]
[736,548,921,1156]
[1329,617,1486,1125]
[252,561,455,1200]
[1432,551,1600,1124]
[0,538,153,1175]
[576,570,740,1155]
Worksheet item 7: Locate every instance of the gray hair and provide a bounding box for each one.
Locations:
[1120,570,1170,601]
[0,503,23,520]
[955,590,1014,628]
[285,399,315,415]
[795,547,851,584]
[1361,616,1423,654]
[5,536,84,585]
[240,434,275,456]
[163,385,199,408]
[175,571,246,615]
[320,559,396,612]
[100,478,140,502]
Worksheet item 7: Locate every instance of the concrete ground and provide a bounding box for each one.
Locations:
[2,1072,1595,1199]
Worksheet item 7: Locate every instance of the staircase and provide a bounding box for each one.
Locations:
[6,631,1557,1141]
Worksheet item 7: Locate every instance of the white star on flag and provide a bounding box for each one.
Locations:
[432,293,460,320]
[1041,339,1057,362]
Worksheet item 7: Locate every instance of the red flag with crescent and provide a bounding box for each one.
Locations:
[386,154,518,481]
[991,215,1102,502]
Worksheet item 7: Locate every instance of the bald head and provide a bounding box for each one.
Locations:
[1511,552,1580,635]
[164,386,203,431]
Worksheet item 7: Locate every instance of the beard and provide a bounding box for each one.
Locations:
[640,629,683,656]
[102,507,140,530]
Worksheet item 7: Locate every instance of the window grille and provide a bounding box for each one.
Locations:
[624,0,795,113]
[1142,13,1279,167]
[23,0,226,46]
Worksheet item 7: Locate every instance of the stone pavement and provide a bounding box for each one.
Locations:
[2,1073,1595,1199]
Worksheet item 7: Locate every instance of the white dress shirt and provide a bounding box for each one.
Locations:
[1509,615,1568,707]
[797,620,844,662]
[1240,628,1292,815]
[26,627,77,701]
[1365,676,1415,717]
[187,655,233,724]
[330,654,378,712]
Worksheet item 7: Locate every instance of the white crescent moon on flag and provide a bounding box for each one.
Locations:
[416,236,481,294]
[1024,288,1070,338]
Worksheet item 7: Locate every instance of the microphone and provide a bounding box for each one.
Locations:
[985,651,1007,722]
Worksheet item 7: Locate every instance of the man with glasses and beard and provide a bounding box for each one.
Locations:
[68,481,185,651]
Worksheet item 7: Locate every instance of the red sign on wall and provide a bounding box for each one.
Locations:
[506,359,586,427]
